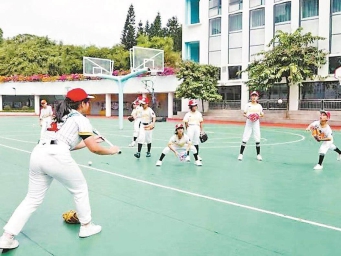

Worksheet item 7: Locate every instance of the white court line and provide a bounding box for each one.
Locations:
[0,143,341,233]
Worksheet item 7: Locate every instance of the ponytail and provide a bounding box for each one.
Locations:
[55,98,82,123]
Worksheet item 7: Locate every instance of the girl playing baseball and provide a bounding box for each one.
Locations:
[134,97,156,158]
[183,99,203,162]
[128,98,142,147]
[306,110,341,170]
[156,123,202,166]
[0,88,120,250]
[39,99,53,138]
[238,91,264,161]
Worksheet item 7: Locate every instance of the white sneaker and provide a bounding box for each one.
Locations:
[257,155,263,161]
[313,164,323,170]
[238,154,243,161]
[79,223,102,238]
[156,160,162,166]
[195,160,202,166]
[185,156,190,162]
[129,141,136,147]
[198,155,202,161]
[338,154,341,161]
[0,235,19,249]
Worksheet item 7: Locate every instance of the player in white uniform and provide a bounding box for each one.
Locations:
[134,97,156,158]
[156,124,202,166]
[0,88,121,250]
[183,99,203,162]
[129,98,142,147]
[306,110,341,170]
[39,99,53,138]
[238,91,264,161]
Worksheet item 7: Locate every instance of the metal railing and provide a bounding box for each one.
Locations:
[209,100,241,110]
[299,99,341,110]
[209,99,287,110]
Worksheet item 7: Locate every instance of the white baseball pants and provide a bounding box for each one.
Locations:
[187,125,200,145]
[3,143,92,235]
[242,119,261,143]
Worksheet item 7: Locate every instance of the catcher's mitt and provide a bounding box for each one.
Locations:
[199,132,208,143]
[248,113,260,122]
[128,116,135,122]
[62,210,80,224]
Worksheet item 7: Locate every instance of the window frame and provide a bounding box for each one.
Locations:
[229,13,243,32]
[274,1,292,24]
[250,7,265,29]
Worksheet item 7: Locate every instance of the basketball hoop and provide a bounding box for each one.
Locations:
[334,67,341,85]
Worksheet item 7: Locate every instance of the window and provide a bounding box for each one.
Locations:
[250,0,265,8]
[228,66,242,80]
[229,0,243,12]
[185,42,200,63]
[209,0,221,17]
[301,82,341,99]
[229,13,243,32]
[250,8,265,28]
[333,0,341,13]
[274,2,291,23]
[301,0,319,18]
[329,56,341,74]
[188,0,200,24]
[217,86,241,100]
[210,18,221,35]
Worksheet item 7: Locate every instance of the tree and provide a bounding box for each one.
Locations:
[149,12,163,38]
[165,17,182,52]
[241,28,327,116]
[120,4,136,50]
[175,61,222,112]
[0,28,3,45]
[144,20,151,37]
[137,20,144,37]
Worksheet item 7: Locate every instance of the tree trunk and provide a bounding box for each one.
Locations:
[201,99,205,113]
[285,77,290,119]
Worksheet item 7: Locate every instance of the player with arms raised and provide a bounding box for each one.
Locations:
[238,91,264,161]
[306,110,341,170]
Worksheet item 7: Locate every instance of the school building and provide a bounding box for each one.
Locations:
[183,0,341,112]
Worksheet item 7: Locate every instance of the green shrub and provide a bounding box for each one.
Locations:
[3,105,11,110]
[22,106,29,110]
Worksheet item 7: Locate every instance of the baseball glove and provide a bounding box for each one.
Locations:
[248,113,260,122]
[311,128,325,142]
[128,116,135,122]
[144,124,155,130]
[199,132,208,143]
[62,210,80,224]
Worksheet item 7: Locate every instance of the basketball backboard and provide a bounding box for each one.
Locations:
[83,57,114,76]
[130,46,164,73]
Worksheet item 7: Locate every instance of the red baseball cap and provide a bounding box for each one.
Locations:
[320,110,331,119]
[250,91,259,96]
[66,88,94,102]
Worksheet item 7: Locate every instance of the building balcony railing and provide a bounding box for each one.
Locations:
[209,99,287,110]
[209,100,241,110]
[299,99,341,110]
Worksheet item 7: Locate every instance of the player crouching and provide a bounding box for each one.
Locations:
[306,110,341,170]
[156,124,202,166]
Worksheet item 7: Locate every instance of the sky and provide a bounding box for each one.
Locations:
[0,0,184,47]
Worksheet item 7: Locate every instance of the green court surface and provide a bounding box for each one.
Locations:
[1,116,341,256]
